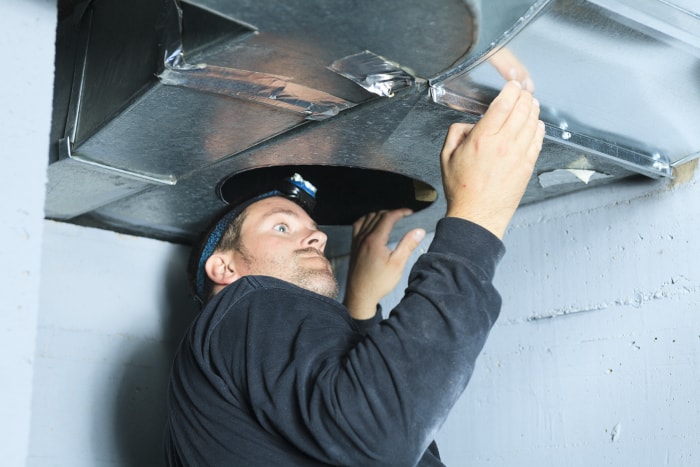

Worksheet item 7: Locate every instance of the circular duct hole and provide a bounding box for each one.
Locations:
[218,165,437,226]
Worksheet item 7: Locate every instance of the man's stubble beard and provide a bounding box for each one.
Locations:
[292,266,339,299]
[290,247,339,299]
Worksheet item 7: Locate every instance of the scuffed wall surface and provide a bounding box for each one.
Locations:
[431,171,700,465]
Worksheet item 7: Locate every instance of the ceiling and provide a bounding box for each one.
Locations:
[47,0,700,255]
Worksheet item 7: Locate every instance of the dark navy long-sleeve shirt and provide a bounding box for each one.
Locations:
[164,217,505,466]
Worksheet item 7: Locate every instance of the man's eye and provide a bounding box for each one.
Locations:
[273,224,289,233]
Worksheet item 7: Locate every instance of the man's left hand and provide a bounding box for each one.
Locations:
[344,209,425,320]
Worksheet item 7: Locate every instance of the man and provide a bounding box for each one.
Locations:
[164,80,545,466]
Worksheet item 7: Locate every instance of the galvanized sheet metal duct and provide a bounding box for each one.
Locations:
[47,0,700,256]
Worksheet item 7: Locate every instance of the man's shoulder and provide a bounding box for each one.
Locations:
[224,275,295,295]
[211,275,345,317]
[220,275,331,301]
[197,276,350,336]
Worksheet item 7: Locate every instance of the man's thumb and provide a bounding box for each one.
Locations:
[392,228,426,264]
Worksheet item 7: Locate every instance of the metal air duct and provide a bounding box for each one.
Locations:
[47,0,700,255]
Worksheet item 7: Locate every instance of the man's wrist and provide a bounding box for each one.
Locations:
[445,206,512,240]
[344,298,379,320]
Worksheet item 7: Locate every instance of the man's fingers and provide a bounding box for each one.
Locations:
[391,228,425,267]
[444,81,537,152]
[475,80,524,135]
[500,89,539,144]
[352,209,412,244]
[488,48,535,93]
[513,95,545,166]
[528,120,546,162]
[441,123,475,160]
[352,212,376,237]
[369,209,412,241]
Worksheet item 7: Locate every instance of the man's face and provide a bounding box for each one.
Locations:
[233,196,338,299]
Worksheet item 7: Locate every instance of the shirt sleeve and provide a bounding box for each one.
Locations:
[351,305,383,335]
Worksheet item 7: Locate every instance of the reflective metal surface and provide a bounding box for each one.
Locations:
[432,0,700,179]
[47,0,700,256]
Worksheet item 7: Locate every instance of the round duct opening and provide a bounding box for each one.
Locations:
[218,165,437,226]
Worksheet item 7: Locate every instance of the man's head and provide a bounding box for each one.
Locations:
[189,174,338,304]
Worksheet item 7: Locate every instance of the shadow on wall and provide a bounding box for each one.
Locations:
[110,246,197,466]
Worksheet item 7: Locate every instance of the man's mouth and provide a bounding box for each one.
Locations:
[296,247,326,259]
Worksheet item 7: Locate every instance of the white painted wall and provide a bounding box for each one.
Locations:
[4,0,699,465]
[31,221,196,466]
[0,1,55,465]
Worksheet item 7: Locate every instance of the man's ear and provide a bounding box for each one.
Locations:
[204,252,240,287]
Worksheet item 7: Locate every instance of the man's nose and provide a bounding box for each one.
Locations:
[303,228,327,250]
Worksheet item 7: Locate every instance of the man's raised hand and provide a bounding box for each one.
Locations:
[440,81,545,239]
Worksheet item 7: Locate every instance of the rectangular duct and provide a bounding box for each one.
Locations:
[47,0,700,255]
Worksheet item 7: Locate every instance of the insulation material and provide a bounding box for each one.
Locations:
[538,169,613,188]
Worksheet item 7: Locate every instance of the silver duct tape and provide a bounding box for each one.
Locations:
[163,47,205,72]
[329,50,416,97]
[159,58,353,121]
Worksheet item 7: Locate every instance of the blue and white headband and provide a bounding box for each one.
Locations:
[194,173,317,302]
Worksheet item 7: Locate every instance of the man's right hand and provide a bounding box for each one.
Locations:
[440,80,545,239]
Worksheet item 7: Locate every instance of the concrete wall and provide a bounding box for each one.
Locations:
[423,169,700,465]
[3,0,699,465]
